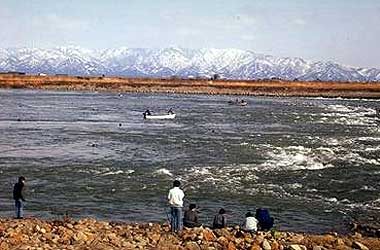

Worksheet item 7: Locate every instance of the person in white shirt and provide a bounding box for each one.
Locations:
[243,211,258,233]
[168,180,185,233]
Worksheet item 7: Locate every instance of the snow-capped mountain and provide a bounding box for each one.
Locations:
[0,46,379,82]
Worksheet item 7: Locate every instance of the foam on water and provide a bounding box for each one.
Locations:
[100,170,126,176]
[315,104,379,126]
[154,168,173,177]
[259,145,335,171]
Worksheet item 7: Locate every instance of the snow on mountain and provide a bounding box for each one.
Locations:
[0,46,379,82]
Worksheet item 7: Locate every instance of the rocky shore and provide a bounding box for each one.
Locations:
[0,218,379,250]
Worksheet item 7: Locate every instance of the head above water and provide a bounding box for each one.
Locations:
[18,176,25,183]
[219,208,226,214]
[173,180,181,187]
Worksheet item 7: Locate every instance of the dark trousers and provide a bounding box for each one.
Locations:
[170,207,182,232]
[15,199,23,218]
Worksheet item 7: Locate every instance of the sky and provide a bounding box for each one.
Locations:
[0,0,380,68]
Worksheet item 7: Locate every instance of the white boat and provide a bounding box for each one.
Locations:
[143,113,176,120]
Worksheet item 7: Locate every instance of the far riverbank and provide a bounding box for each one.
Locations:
[1,74,380,98]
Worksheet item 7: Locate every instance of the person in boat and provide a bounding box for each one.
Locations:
[183,203,202,228]
[212,208,227,229]
[168,108,174,114]
[168,180,185,233]
[143,109,151,119]
[13,176,26,219]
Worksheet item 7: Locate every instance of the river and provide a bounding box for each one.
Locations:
[0,89,379,233]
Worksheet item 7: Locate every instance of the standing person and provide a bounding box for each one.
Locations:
[213,208,227,229]
[168,180,185,233]
[243,212,258,233]
[13,176,26,219]
[183,203,202,228]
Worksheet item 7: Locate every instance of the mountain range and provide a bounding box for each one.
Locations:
[0,46,379,82]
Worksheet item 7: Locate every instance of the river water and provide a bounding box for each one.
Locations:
[0,89,379,233]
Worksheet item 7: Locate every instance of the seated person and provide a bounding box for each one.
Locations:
[183,204,201,228]
[167,108,174,114]
[255,208,274,231]
[213,208,227,229]
[243,211,258,233]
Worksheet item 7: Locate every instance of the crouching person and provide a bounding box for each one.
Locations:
[243,211,258,233]
[255,208,274,231]
[183,204,202,228]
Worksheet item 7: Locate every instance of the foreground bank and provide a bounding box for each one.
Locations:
[0,218,379,250]
[1,74,380,98]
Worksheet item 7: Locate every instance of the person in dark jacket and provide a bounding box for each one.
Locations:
[183,204,201,228]
[13,176,26,219]
[255,208,274,231]
[213,208,227,229]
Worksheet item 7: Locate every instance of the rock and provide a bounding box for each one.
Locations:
[312,246,323,250]
[73,231,87,243]
[147,232,161,242]
[353,232,362,238]
[203,229,216,242]
[335,238,345,246]
[271,240,280,250]
[250,245,262,250]
[182,233,197,241]
[0,241,10,250]
[122,242,136,248]
[217,236,229,247]
[227,241,236,250]
[289,235,304,244]
[288,245,307,250]
[352,241,369,250]
[245,235,254,244]
[262,239,271,250]
[184,242,201,250]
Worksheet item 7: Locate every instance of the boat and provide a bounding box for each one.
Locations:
[228,99,248,106]
[143,109,176,119]
[144,113,176,120]
[240,101,248,106]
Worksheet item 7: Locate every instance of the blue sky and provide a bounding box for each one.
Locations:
[1,0,379,68]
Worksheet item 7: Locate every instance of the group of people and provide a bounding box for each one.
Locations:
[11,177,274,233]
[168,180,274,233]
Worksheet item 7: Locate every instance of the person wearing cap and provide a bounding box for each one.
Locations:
[168,180,185,233]
[183,203,202,228]
[13,176,26,219]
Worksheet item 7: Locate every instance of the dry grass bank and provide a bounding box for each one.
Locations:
[0,74,380,98]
